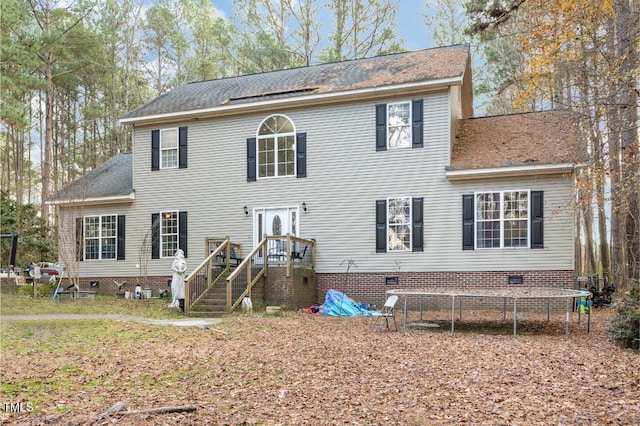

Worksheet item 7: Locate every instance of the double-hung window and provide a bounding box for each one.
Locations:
[160,128,178,169]
[376,197,424,253]
[375,100,423,151]
[160,211,179,257]
[151,211,187,259]
[476,190,530,248]
[84,215,117,260]
[387,197,412,251]
[387,102,411,149]
[152,127,187,171]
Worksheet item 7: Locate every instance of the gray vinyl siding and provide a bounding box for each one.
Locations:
[62,88,575,279]
[433,175,575,271]
[57,204,135,279]
[128,91,453,276]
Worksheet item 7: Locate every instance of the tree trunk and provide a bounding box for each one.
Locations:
[613,0,639,286]
[582,196,596,274]
[42,56,53,220]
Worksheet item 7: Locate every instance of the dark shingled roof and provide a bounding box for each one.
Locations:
[451,111,587,170]
[49,153,133,202]
[122,45,470,119]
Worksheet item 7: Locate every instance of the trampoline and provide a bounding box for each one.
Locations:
[386,287,592,337]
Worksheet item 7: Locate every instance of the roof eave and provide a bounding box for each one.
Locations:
[445,163,578,181]
[47,192,135,206]
[119,77,463,126]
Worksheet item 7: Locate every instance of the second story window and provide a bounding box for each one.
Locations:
[161,129,178,169]
[375,100,423,151]
[258,115,295,178]
[388,102,411,149]
[151,127,187,171]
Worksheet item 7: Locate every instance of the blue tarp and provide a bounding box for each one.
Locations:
[322,289,376,317]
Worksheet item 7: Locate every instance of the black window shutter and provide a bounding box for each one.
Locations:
[462,194,474,250]
[178,127,188,169]
[151,213,160,259]
[76,217,83,261]
[296,132,307,178]
[412,99,423,148]
[376,200,387,253]
[412,197,424,252]
[151,130,160,171]
[247,137,256,181]
[531,191,544,249]
[117,215,126,260]
[179,211,188,257]
[375,104,387,151]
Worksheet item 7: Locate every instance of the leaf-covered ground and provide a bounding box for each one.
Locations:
[0,294,183,319]
[1,309,638,425]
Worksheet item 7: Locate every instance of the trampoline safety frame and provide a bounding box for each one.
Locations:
[386,287,592,338]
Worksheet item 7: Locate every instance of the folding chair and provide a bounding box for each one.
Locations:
[267,240,287,262]
[371,295,398,331]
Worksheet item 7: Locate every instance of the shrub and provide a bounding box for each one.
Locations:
[605,280,640,350]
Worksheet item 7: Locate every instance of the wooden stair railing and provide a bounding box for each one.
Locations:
[184,238,230,315]
[187,236,317,315]
[226,235,316,313]
[264,234,316,277]
[226,238,268,312]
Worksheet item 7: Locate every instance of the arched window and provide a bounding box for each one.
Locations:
[257,115,295,178]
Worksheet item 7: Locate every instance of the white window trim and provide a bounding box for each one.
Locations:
[387,196,412,252]
[160,128,179,169]
[160,210,179,258]
[256,114,296,179]
[474,190,531,250]
[83,215,117,261]
[387,101,412,149]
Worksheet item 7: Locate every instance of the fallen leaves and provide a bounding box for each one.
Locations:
[1,310,638,425]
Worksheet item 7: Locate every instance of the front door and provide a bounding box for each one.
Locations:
[253,207,298,263]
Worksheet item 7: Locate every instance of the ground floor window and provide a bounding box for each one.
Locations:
[84,215,117,260]
[476,190,529,249]
[151,211,187,259]
[387,197,412,251]
[376,197,423,253]
[161,211,178,257]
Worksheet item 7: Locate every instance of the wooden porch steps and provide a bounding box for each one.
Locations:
[189,282,227,317]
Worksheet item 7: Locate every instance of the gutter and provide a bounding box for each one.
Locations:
[47,192,135,206]
[445,163,577,181]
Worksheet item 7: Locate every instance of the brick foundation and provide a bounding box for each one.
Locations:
[75,267,318,309]
[76,276,172,297]
[264,267,317,308]
[317,270,575,311]
[74,269,576,312]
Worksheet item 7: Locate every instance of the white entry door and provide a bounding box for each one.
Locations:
[265,209,292,237]
[253,207,298,263]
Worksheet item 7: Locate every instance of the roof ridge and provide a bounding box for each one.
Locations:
[122,45,471,121]
[186,44,471,86]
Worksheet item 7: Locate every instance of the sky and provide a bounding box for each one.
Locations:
[211,0,431,52]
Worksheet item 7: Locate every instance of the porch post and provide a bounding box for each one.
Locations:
[226,278,232,313]
[286,233,291,278]
[184,278,190,315]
